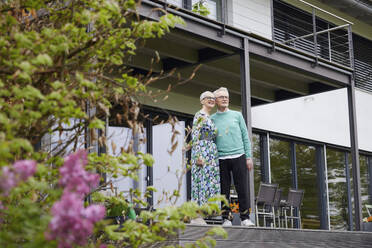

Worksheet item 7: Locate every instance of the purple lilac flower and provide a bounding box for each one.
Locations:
[0,201,3,224]
[0,166,17,196]
[82,204,106,223]
[13,160,37,181]
[59,150,100,196]
[47,150,106,248]
[46,191,105,248]
[0,160,36,196]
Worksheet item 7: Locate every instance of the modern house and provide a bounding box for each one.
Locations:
[99,0,372,232]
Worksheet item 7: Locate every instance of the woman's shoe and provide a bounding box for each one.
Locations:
[222,219,232,227]
[241,219,255,227]
[190,217,207,225]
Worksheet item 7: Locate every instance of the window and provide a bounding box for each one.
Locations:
[253,133,262,195]
[270,138,292,195]
[192,0,222,21]
[296,144,319,229]
[167,0,183,7]
[326,148,348,230]
[164,0,223,21]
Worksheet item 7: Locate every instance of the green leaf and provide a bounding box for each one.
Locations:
[19,61,33,73]
[33,54,53,66]
[88,118,105,129]
[142,153,154,167]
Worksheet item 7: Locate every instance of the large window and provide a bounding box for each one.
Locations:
[269,138,291,195]
[253,133,261,195]
[349,155,371,220]
[326,148,348,230]
[165,0,222,21]
[192,0,222,21]
[296,144,319,229]
[360,155,370,218]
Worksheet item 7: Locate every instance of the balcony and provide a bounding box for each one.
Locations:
[273,0,353,68]
[273,0,372,93]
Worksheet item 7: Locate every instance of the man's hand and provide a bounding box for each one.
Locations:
[196,157,204,167]
[246,158,253,171]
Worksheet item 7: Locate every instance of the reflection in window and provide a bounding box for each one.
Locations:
[167,0,183,7]
[192,0,221,21]
[360,155,370,218]
[253,133,261,195]
[296,144,319,229]
[350,155,371,219]
[327,148,348,230]
[269,138,291,196]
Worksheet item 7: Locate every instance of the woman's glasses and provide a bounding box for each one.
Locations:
[203,96,215,101]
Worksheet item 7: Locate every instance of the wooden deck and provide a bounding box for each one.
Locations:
[177,225,372,248]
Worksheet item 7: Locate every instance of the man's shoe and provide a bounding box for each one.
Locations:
[222,219,232,227]
[241,219,255,227]
[190,217,207,225]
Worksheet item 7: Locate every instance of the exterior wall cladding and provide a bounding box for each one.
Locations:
[101,0,372,233]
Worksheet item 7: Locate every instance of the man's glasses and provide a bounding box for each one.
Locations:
[216,95,229,100]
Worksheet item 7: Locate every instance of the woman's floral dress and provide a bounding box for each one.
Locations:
[191,111,220,206]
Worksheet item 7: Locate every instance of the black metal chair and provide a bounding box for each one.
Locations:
[272,188,284,228]
[255,183,278,227]
[281,188,304,229]
[365,204,372,217]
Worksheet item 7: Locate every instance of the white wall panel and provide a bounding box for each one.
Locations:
[152,122,187,208]
[355,90,372,152]
[106,127,147,198]
[231,0,272,39]
[252,88,351,147]
[252,88,372,153]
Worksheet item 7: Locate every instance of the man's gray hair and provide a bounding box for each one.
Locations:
[199,91,214,101]
[213,87,229,96]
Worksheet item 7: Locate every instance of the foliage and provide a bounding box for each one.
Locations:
[192,1,210,17]
[0,0,226,247]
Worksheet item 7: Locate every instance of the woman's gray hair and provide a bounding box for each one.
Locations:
[213,87,229,96]
[200,91,214,101]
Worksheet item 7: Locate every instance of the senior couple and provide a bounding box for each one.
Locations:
[190,87,254,227]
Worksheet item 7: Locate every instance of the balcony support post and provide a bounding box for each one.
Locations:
[240,37,255,223]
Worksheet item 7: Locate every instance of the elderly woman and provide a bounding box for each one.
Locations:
[190,91,221,224]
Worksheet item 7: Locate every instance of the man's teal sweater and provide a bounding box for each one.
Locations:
[211,110,251,158]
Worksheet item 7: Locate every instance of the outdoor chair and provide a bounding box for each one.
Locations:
[365,204,372,216]
[281,188,304,229]
[272,188,284,228]
[255,183,278,227]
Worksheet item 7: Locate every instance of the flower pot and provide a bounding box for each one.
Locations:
[362,222,372,232]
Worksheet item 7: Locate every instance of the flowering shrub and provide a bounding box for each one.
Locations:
[46,151,105,248]
[47,191,105,248]
[0,0,227,247]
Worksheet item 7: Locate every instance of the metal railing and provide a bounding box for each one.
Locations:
[273,0,353,68]
[355,59,372,92]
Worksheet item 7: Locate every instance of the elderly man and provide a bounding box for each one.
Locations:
[211,87,254,227]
